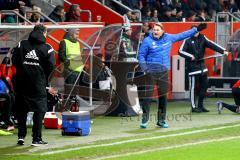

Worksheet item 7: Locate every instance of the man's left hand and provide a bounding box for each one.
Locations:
[224,51,230,56]
[47,87,58,96]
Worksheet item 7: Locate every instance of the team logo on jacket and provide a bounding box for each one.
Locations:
[152,42,157,48]
[25,50,39,60]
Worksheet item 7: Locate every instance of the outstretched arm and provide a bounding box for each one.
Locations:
[169,27,198,42]
[204,35,227,54]
[170,23,207,42]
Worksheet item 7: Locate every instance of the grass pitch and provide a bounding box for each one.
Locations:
[0,98,240,160]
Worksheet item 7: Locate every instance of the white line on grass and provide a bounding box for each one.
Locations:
[94,135,240,160]
[40,124,240,155]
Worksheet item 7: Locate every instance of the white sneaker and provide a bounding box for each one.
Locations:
[217,101,223,114]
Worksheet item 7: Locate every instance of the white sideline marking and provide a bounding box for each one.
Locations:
[40,124,240,155]
[94,136,240,160]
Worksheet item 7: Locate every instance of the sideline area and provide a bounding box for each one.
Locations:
[0,98,240,159]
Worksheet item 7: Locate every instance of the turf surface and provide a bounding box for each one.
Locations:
[0,98,239,160]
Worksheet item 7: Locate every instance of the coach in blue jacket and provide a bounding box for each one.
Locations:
[138,22,207,128]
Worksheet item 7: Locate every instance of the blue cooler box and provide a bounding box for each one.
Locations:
[62,111,91,136]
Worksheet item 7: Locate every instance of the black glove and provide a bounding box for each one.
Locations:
[64,59,70,67]
[196,23,207,32]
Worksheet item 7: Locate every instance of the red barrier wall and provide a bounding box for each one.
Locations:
[45,22,104,65]
[233,23,240,32]
[65,0,124,24]
[44,22,225,99]
[46,22,104,51]
[162,22,216,76]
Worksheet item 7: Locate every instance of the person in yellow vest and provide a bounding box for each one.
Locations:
[59,28,84,84]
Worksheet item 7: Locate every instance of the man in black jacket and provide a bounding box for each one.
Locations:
[46,5,65,22]
[179,25,229,113]
[12,24,56,146]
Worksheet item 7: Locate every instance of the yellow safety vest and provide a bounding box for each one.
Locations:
[64,39,84,72]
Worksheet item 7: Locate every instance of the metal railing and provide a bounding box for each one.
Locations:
[24,10,59,25]
[47,0,53,4]
[101,0,142,21]
[64,0,92,22]
[215,12,240,77]
[41,0,60,7]
[232,12,240,20]
[0,9,59,25]
[216,12,240,36]
[80,10,92,22]
[0,10,32,25]
[0,10,61,53]
[0,10,60,44]
[0,10,92,48]
[0,12,19,24]
[64,0,73,5]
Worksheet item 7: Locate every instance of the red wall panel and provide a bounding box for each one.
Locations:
[65,0,124,24]
[45,22,103,65]
[233,23,240,32]
[162,22,216,77]
[44,22,222,100]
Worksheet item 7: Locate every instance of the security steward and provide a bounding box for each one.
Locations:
[58,28,84,85]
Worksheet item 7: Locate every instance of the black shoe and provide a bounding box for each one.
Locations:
[200,107,210,112]
[191,107,202,113]
[31,140,48,147]
[17,138,25,145]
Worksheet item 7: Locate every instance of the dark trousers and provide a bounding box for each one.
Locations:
[138,71,168,123]
[65,71,81,85]
[15,95,47,141]
[189,73,208,108]
[222,87,240,113]
[16,111,45,141]
[232,87,240,106]
[65,71,88,86]
[222,102,239,113]
[0,93,14,126]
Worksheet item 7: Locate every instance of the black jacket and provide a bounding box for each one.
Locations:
[12,30,55,98]
[46,11,64,22]
[179,34,226,75]
[0,0,32,10]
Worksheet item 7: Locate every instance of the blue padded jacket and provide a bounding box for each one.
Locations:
[0,79,7,94]
[138,27,198,73]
